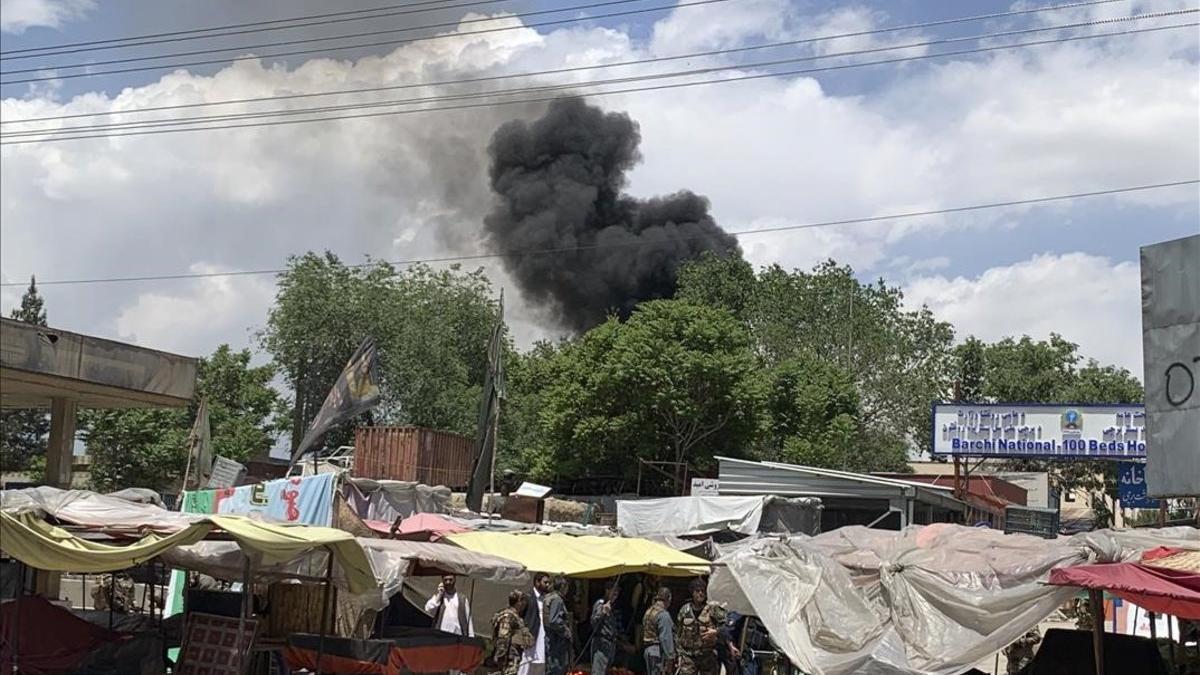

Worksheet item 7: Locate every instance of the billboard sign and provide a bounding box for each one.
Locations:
[1004,506,1059,539]
[932,403,1146,458]
[1117,461,1158,509]
[1141,234,1200,498]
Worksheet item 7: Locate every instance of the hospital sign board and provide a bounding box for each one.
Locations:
[1117,461,1159,509]
[932,403,1146,459]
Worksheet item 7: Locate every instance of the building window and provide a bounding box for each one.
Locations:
[1064,490,1076,503]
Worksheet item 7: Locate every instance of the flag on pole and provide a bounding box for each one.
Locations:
[288,337,382,468]
[183,398,212,490]
[466,292,505,512]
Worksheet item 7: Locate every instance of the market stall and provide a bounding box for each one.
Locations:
[1046,547,1200,674]
[708,523,1200,675]
[445,531,710,577]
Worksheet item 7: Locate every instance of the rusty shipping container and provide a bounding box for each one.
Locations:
[352,426,475,487]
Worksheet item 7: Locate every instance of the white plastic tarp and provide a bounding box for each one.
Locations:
[342,478,452,522]
[617,495,766,537]
[709,524,1200,675]
[0,486,202,533]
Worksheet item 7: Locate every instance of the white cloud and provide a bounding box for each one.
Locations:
[113,264,276,357]
[1,3,1196,361]
[904,256,951,275]
[904,253,1144,374]
[1,0,94,33]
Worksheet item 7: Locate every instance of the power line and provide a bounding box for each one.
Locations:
[0,0,1148,128]
[4,180,1195,288]
[4,21,1193,145]
[0,0,1127,59]
[0,0,730,84]
[0,0,514,59]
[6,11,1188,139]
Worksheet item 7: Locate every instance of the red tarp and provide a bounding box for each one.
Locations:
[285,629,485,675]
[1048,560,1200,619]
[0,596,127,674]
[390,513,467,541]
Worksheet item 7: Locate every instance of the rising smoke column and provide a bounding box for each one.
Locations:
[484,97,742,331]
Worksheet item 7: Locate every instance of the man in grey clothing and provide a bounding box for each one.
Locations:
[642,587,675,675]
[544,576,572,675]
[591,581,621,675]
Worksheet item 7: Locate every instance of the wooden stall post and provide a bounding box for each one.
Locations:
[107,573,115,629]
[238,557,252,674]
[316,548,335,675]
[1089,589,1105,675]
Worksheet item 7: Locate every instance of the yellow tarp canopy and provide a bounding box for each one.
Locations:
[0,511,211,573]
[208,516,376,593]
[0,512,376,594]
[445,531,709,578]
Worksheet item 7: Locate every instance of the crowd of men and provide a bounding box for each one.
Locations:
[429,572,738,675]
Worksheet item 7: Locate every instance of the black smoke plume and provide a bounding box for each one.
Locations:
[484,97,741,331]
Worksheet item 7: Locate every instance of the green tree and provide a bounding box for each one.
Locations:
[85,408,190,492]
[527,301,761,488]
[952,336,986,402]
[762,356,908,472]
[196,345,282,462]
[500,340,561,474]
[678,255,954,457]
[261,253,502,457]
[1,276,51,474]
[979,334,1079,402]
[84,345,283,492]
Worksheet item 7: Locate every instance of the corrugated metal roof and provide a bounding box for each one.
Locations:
[717,457,966,513]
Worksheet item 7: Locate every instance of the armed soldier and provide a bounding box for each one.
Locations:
[676,578,735,675]
[492,590,535,675]
[642,587,675,675]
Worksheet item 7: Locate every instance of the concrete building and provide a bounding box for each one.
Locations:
[0,317,197,488]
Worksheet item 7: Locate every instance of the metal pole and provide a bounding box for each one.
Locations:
[489,395,501,513]
[316,548,335,675]
[238,556,251,674]
[108,573,115,629]
[1150,611,1157,640]
[1089,589,1105,675]
[12,562,21,674]
[1168,613,1177,666]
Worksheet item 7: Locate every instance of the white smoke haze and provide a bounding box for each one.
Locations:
[1,3,1196,364]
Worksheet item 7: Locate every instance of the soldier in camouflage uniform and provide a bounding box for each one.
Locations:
[1003,628,1041,675]
[642,587,675,675]
[92,573,136,612]
[676,578,729,675]
[492,591,535,675]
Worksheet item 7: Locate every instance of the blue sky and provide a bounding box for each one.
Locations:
[1,0,1197,375]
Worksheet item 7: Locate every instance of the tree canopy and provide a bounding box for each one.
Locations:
[519,300,761,488]
[84,345,282,493]
[677,254,954,459]
[260,253,502,456]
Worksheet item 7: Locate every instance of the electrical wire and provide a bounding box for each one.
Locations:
[3,21,1193,145]
[0,0,730,84]
[0,0,1153,128]
[3,180,1194,288]
[0,0,516,59]
[6,11,1189,139]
